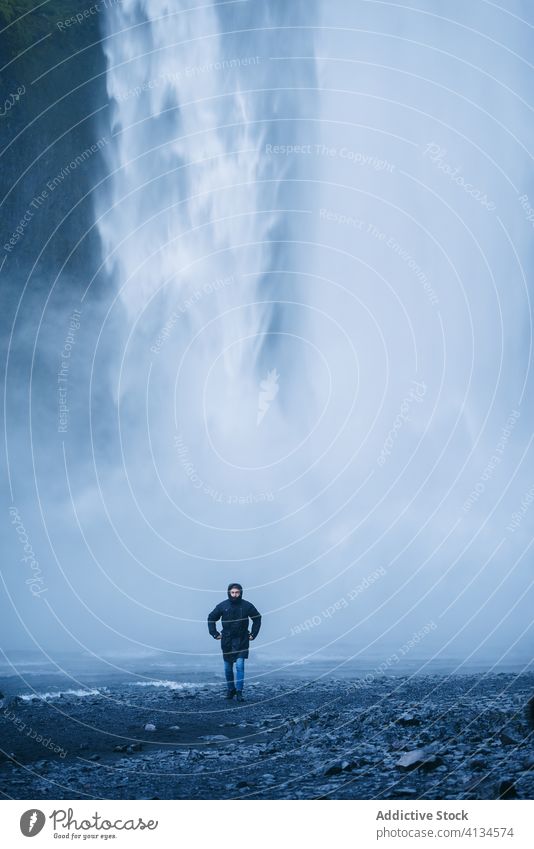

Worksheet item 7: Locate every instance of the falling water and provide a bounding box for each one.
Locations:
[5,1,531,665]
[88,0,534,664]
[97,0,316,377]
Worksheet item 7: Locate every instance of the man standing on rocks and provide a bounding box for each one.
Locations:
[207,583,261,701]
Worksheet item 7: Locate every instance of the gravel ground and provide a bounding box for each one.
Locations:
[1,672,533,800]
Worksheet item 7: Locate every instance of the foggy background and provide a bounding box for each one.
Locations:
[1,0,533,678]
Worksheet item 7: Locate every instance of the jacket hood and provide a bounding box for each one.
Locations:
[227,582,243,600]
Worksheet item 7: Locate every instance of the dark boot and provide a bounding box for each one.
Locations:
[235,691,244,702]
[225,688,236,700]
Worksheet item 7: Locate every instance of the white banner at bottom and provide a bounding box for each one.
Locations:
[1,799,533,848]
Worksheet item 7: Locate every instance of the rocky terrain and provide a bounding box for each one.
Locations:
[1,673,533,800]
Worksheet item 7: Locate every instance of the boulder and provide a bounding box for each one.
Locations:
[323,759,358,776]
[397,713,421,726]
[499,730,521,746]
[498,777,518,799]
[396,749,443,771]
[199,734,229,742]
[324,763,343,776]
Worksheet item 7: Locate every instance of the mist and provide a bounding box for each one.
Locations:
[2,0,533,675]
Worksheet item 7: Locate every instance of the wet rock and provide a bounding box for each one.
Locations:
[199,735,229,742]
[324,763,343,776]
[499,730,521,746]
[396,749,442,771]
[169,725,180,730]
[497,777,518,799]
[113,745,127,752]
[144,723,156,732]
[324,759,357,776]
[397,713,420,726]
[385,786,418,798]
[396,749,425,769]
[126,743,143,753]
[88,754,100,761]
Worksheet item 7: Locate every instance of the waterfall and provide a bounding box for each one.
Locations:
[97,0,317,379]
[84,0,534,661]
[91,0,322,561]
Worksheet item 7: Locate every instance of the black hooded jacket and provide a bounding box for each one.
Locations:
[207,583,261,662]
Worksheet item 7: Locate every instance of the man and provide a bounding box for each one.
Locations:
[207,583,261,701]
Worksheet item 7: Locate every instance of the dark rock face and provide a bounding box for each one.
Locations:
[0,672,533,800]
[0,2,107,281]
[526,696,534,730]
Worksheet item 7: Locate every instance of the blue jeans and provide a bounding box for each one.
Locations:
[224,657,245,692]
